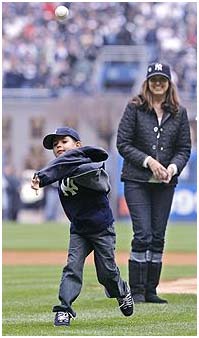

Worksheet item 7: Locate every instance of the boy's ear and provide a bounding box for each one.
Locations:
[76,141,82,147]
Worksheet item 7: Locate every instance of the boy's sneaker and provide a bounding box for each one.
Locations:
[117,287,134,317]
[54,311,73,326]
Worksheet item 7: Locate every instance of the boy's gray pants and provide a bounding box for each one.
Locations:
[52,225,128,316]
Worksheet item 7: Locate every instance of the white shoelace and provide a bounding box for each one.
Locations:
[120,292,133,308]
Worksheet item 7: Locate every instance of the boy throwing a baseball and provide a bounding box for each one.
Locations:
[31,127,133,327]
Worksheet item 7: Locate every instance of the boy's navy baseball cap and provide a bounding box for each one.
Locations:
[146,62,171,80]
[43,127,81,149]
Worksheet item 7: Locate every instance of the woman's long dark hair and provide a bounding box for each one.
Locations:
[131,79,180,114]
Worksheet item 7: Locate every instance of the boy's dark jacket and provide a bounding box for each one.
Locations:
[35,146,111,193]
[35,146,114,234]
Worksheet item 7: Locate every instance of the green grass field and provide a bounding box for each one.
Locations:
[2,221,197,252]
[2,221,197,336]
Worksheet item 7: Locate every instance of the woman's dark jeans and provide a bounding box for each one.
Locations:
[124,180,175,254]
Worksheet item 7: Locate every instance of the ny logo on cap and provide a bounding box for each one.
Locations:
[154,63,163,71]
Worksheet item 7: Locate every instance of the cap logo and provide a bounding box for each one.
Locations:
[154,63,163,71]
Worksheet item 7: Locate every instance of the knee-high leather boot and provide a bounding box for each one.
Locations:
[145,262,167,303]
[128,260,147,303]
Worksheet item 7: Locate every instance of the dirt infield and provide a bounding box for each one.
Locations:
[3,250,197,294]
[2,250,197,266]
[158,278,197,294]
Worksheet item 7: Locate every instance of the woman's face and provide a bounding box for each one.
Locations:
[148,75,169,97]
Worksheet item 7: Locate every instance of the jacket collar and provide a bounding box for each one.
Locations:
[150,108,171,126]
[161,111,171,125]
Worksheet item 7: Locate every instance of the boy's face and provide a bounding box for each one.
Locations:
[52,135,81,157]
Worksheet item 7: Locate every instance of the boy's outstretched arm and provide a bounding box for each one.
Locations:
[30,146,108,190]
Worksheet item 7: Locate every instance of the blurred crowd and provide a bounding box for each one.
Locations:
[2,164,21,221]
[2,2,197,97]
[2,164,61,222]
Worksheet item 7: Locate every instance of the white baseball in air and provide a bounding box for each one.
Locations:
[55,5,69,20]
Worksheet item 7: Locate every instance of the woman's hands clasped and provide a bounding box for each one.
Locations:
[147,158,174,183]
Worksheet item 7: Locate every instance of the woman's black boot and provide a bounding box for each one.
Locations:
[128,260,147,303]
[145,262,168,303]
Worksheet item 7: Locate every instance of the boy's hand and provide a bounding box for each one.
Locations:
[31,175,40,195]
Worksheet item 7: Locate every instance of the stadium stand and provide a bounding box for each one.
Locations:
[2,2,197,98]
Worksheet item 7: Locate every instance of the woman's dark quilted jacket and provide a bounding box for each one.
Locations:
[116,102,191,184]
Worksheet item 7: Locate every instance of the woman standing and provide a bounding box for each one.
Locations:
[116,62,191,303]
